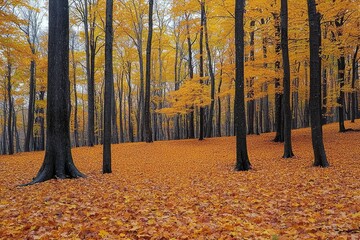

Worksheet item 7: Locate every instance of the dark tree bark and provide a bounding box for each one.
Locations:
[25,60,36,152]
[199,0,205,141]
[144,0,154,143]
[335,16,346,132]
[247,20,256,135]
[273,13,284,142]
[307,0,329,167]
[83,0,95,147]
[186,17,195,139]
[103,0,113,174]
[235,0,251,171]
[281,0,294,158]
[22,0,85,186]
[351,45,359,122]
[217,60,223,137]
[7,61,14,155]
[203,1,215,138]
[126,62,134,143]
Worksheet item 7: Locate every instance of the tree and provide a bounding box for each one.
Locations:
[103,0,113,173]
[198,0,205,141]
[307,0,329,167]
[280,0,294,158]
[235,0,251,171]
[144,0,154,143]
[23,0,85,185]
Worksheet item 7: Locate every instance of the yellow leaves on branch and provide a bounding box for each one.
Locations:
[157,76,211,116]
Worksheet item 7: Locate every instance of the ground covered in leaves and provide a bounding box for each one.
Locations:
[1,122,359,239]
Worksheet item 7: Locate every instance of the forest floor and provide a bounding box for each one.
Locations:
[0,122,359,239]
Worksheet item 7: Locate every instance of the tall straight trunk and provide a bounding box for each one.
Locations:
[199,1,205,141]
[144,0,154,143]
[71,38,80,148]
[127,62,134,142]
[217,61,223,137]
[186,18,195,139]
[337,56,346,132]
[14,108,21,153]
[307,0,329,167]
[25,60,36,152]
[1,91,7,155]
[84,0,95,147]
[281,0,294,158]
[111,83,119,143]
[351,45,359,122]
[23,0,84,185]
[261,18,271,133]
[273,13,283,142]
[235,0,251,171]
[226,95,231,136]
[204,2,215,138]
[7,62,14,155]
[103,0,113,174]
[247,20,256,135]
[117,72,125,143]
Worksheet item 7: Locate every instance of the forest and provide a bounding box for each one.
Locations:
[0,0,359,238]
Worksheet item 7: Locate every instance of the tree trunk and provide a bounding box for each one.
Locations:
[235,0,251,171]
[217,61,223,137]
[117,72,125,143]
[144,0,154,143]
[23,0,85,185]
[204,2,215,138]
[199,1,205,141]
[351,45,359,122]
[84,0,95,147]
[307,0,329,167]
[281,0,294,158]
[7,61,14,155]
[25,60,36,152]
[186,17,195,139]
[103,0,113,174]
[127,62,134,142]
[273,13,284,142]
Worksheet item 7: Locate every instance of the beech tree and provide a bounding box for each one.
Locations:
[103,0,113,173]
[307,0,329,167]
[23,0,85,185]
[144,0,154,143]
[280,0,294,158]
[234,0,251,171]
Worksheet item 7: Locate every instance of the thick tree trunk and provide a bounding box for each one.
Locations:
[23,0,84,185]
[103,0,113,174]
[144,0,154,143]
[235,0,251,171]
[307,1,329,167]
[281,0,294,158]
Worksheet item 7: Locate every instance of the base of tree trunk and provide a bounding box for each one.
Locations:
[20,154,85,186]
[273,134,284,142]
[283,150,294,158]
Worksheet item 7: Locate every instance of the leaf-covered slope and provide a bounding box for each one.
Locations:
[0,122,359,239]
